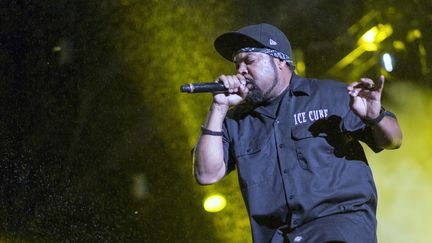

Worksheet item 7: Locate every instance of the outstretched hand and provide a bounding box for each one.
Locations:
[347,75,385,120]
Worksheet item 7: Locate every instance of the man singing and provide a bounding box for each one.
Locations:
[193,23,402,243]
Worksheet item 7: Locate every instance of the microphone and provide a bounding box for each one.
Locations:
[180,82,227,93]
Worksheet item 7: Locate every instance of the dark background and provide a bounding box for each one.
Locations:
[1,0,431,242]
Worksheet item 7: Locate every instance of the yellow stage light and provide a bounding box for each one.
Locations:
[393,40,406,51]
[293,49,306,76]
[296,61,306,76]
[203,194,227,213]
[361,26,379,43]
[407,29,422,42]
[358,24,393,51]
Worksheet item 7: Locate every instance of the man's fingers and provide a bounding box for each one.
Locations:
[376,75,385,92]
[238,84,249,99]
[347,81,361,96]
[236,74,247,86]
[349,76,384,92]
[347,81,360,91]
[360,78,375,89]
[217,75,228,88]
[217,75,245,94]
[349,88,363,97]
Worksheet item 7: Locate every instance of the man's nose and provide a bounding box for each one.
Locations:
[237,63,248,75]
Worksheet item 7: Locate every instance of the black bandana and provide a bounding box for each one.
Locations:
[234,47,295,67]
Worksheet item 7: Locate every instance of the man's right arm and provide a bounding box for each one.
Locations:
[193,74,249,185]
[193,103,229,185]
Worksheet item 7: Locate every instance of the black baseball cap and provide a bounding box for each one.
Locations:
[214,23,293,62]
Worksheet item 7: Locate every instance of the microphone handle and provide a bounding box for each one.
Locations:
[180,82,227,93]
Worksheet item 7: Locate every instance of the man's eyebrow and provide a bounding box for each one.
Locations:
[234,53,257,63]
[233,56,243,64]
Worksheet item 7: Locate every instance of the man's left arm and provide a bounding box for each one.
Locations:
[368,115,402,149]
[347,75,402,150]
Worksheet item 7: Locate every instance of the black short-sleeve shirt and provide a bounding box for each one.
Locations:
[222,74,392,242]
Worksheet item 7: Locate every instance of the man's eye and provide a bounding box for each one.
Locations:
[245,59,254,64]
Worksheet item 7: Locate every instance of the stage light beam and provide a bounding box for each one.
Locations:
[358,24,393,51]
[361,26,379,43]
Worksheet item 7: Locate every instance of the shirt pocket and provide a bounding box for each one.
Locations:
[234,134,275,188]
[291,126,334,169]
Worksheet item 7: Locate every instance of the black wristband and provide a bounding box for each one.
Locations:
[200,125,224,136]
[362,107,386,126]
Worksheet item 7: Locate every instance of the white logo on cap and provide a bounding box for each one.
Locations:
[269,38,278,45]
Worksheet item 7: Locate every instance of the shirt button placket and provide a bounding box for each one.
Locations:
[274,117,296,219]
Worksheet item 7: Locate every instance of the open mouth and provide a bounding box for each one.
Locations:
[245,79,255,90]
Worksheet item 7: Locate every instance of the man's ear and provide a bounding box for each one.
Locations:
[275,59,287,70]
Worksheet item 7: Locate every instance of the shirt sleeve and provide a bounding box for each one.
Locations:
[341,107,396,153]
[222,119,236,174]
[334,79,400,153]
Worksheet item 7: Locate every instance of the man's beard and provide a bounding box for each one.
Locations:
[245,85,266,105]
[245,76,279,105]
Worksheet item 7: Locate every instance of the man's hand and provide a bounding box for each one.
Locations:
[347,75,385,120]
[213,74,250,108]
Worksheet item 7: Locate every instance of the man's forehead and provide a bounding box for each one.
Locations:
[233,52,265,62]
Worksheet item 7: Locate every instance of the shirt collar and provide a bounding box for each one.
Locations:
[254,73,311,118]
[289,73,311,96]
